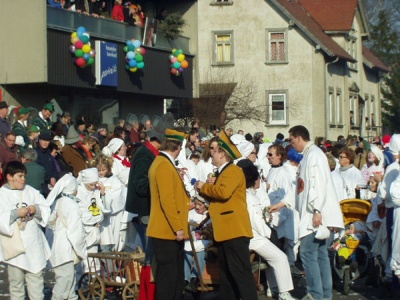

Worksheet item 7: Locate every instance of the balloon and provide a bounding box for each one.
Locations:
[71,32,77,38]
[71,36,80,45]
[75,40,84,49]
[175,71,180,76]
[130,67,138,72]
[137,62,145,69]
[129,60,137,68]
[174,49,183,56]
[75,49,84,57]
[77,26,86,35]
[172,48,177,54]
[181,60,189,69]
[170,57,178,63]
[123,46,128,52]
[83,53,90,61]
[135,54,143,63]
[135,47,142,55]
[177,54,185,62]
[126,40,133,46]
[171,68,178,75]
[141,47,146,55]
[69,45,76,53]
[87,57,95,65]
[173,61,181,69]
[89,49,96,57]
[82,44,91,53]
[127,44,135,51]
[133,40,141,48]
[127,51,136,60]
[125,64,130,70]
[169,54,174,60]
[179,67,184,73]
[76,57,86,67]
[81,33,90,44]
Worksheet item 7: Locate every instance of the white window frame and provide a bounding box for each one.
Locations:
[336,89,343,125]
[266,28,288,64]
[329,87,334,125]
[266,90,288,125]
[349,93,358,127]
[370,95,376,127]
[347,34,357,70]
[212,30,234,65]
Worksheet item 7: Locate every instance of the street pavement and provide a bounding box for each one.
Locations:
[1,263,399,299]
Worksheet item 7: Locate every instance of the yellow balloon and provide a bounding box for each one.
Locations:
[71,36,80,44]
[130,67,138,72]
[71,32,77,38]
[82,44,91,53]
[172,48,177,54]
[177,54,185,62]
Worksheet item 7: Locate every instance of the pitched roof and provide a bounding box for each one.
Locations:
[271,0,356,62]
[362,46,390,72]
[299,0,357,32]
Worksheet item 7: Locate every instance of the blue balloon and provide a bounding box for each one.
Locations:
[127,51,136,60]
[137,62,145,69]
[126,40,133,46]
[77,26,86,37]
[83,53,90,61]
[129,60,137,68]
[127,44,135,52]
[133,40,141,48]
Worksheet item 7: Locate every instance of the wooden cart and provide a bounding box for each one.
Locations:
[78,249,145,300]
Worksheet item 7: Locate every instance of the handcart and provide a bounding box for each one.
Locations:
[78,249,145,300]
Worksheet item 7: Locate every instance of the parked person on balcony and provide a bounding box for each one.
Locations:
[156,7,168,24]
[125,4,142,26]
[88,0,106,18]
[12,107,32,150]
[30,102,54,134]
[111,0,125,22]
[0,101,11,140]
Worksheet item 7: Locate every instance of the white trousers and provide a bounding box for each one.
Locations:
[390,206,400,275]
[250,237,294,293]
[7,265,44,300]
[52,261,77,300]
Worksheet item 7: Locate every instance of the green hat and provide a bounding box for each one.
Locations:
[28,125,40,133]
[43,103,54,112]
[218,130,242,160]
[17,107,32,115]
[164,129,185,142]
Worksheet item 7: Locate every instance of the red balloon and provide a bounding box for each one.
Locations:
[141,47,146,55]
[75,40,84,49]
[76,57,87,68]
[171,68,178,75]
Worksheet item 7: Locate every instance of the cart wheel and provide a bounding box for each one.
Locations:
[78,273,106,300]
[122,282,139,300]
[343,268,350,295]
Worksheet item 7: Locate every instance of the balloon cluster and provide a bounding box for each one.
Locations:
[69,27,95,68]
[169,49,189,76]
[123,39,146,72]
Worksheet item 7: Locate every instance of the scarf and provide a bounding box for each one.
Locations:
[145,140,159,157]
[339,164,354,172]
[113,154,131,168]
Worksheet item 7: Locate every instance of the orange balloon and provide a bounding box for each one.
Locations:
[181,60,189,69]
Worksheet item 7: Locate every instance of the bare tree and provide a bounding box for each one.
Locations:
[192,67,266,131]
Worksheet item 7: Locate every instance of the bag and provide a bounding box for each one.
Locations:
[0,222,26,260]
[1,191,26,260]
[315,225,330,240]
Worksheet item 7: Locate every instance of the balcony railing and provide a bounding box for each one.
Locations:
[46,6,190,53]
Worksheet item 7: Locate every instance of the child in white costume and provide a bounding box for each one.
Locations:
[95,155,127,251]
[46,173,87,300]
[0,161,51,300]
[75,168,106,282]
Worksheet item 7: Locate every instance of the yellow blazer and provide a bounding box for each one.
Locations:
[200,164,253,242]
[147,153,190,240]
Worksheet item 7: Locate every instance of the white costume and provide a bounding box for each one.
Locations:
[196,158,216,182]
[46,174,87,300]
[99,174,127,251]
[102,138,130,185]
[330,170,347,202]
[388,174,400,277]
[0,184,51,300]
[184,209,211,253]
[333,165,366,199]
[246,188,293,293]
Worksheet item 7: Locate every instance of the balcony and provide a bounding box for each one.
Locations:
[47,6,190,53]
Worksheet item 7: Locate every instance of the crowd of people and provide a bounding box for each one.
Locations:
[1,99,400,300]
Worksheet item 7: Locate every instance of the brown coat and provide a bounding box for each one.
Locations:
[200,164,253,242]
[147,153,190,240]
[62,144,87,177]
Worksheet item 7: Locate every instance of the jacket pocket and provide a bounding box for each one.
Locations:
[220,210,233,215]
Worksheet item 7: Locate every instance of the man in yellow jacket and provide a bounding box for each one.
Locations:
[147,129,190,300]
[196,130,257,300]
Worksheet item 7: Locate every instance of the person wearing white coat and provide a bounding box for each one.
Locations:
[102,138,130,186]
[0,161,51,300]
[46,174,87,300]
[237,159,295,300]
[289,126,344,300]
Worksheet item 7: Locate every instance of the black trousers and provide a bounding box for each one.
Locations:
[217,237,258,300]
[152,238,184,300]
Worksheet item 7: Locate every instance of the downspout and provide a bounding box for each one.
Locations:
[325,57,339,140]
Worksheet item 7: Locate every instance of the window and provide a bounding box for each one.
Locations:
[329,88,334,125]
[213,31,234,65]
[371,95,376,127]
[266,29,288,63]
[336,90,343,125]
[347,34,357,70]
[266,91,288,125]
[349,93,358,127]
